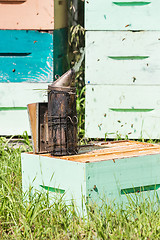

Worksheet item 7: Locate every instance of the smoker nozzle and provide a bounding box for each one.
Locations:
[49,68,75,88]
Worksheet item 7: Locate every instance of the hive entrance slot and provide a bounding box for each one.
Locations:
[40,185,65,194]
[0,53,31,57]
[0,0,26,3]
[113,2,151,7]
[121,184,160,195]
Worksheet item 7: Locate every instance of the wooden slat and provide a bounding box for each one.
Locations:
[0,30,68,83]
[0,110,30,135]
[39,141,160,163]
[21,153,86,209]
[59,141,160,163]
[0,83,48,107]
[85,85,160,139]
[0,30,53,83]
[0,83,48,135]
[65,148,160,163]
[86,153,160,205]
[0,0,67,30]
[86,31,160,85]
[54,0,68,30]
[85,0,160,30]
[22,141,160,209]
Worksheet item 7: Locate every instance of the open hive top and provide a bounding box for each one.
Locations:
[30,140,160,163]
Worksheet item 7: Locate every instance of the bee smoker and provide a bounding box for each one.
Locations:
[48,69,78,156]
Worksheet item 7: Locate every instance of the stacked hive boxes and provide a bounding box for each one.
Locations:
[21,141,160,209]
[85,1,160,139]
[0,0,68,135]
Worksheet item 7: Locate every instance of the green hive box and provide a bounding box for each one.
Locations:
[21,141,160,211]
[85,1,160,140]
[85,0,160,31]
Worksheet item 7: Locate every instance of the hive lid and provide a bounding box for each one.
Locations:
[57,140,160,163]
[27,140,160,163]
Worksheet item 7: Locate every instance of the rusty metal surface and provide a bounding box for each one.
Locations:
[47,68,78,156]
[27,102,49,154]
[39,103,49,153]
[48,86,78,156]
[28,69,78,156]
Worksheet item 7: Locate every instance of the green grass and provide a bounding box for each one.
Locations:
[0,136,160,239]
[76,86,85,143]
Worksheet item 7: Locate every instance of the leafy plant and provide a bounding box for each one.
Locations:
[69,1,85,142]
[76,86,85,142]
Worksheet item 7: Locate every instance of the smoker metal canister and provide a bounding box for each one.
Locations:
[48,84,78,156]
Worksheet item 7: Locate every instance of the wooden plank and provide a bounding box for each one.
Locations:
[0,30,53,83]
[86,154,160,205]
[0,110,31,135]
[86,31,160,85]
[0,83,48,135]
[60,145,160,163]
[0,0,67,30]
[21,142,160,209]
[54,0,68,30]
[85,85,160,139]
[21,153,86,211]
[0,83,48,107]
[85,0,160,30]
[43,141,160,163]
[0,30,68,83]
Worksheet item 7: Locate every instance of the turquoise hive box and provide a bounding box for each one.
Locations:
[21,141,160,211]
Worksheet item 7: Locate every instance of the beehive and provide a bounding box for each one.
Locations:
[85,0,160,31]
[85,0,160,139]
[0,2,68,135]
[0,0,67,30]
[21,141,160,210]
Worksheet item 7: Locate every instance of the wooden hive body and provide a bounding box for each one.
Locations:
[21,141,160,211]
[0,0,67,30]
[0,24,68,135]
[85,0,160,31]
[85,0,160,139]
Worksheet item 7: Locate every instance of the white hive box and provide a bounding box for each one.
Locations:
[21,141,160,210]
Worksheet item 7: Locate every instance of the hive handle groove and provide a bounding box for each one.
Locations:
[108,56,149,60]
[0,53,31,57]
[121,184,160,195]
[40,185,65,194]
[0,0,26,2]
[110,108,154,112]
[0,107,27,111]
[113,2,151,6]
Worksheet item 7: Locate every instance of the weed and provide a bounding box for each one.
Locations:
[0,137,160,239]
[76,86,85,142]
